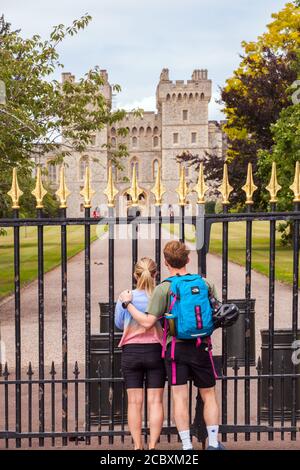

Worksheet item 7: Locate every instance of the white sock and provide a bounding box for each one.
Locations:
[207,425,219,448]
[179,430,193,450]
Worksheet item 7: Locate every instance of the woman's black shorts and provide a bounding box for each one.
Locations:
[121,343,166,389]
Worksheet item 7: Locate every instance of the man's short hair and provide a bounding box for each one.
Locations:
[163,241,190,269]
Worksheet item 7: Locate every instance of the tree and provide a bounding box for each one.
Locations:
[258,103,300,244]
[220,1,300,207]
[0,14,133,217]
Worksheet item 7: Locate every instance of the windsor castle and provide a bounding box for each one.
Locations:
[36,68,226,217]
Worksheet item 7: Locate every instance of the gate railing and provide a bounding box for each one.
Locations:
[0,161,299,447]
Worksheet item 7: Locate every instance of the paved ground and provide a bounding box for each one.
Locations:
[0,226,299,449]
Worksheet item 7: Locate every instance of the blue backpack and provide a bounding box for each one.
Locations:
[164,274,214,340]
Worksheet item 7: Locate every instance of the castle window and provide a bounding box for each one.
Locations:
[153,136,159,147]
[191,132,197,144]
[173,133,179,144]
[48,163,57,184]
[139,127,144,136]
[200,93,205,100]
[111,137,116,147]
[79,156,88,181]
[189,93,193,100]
[166,94,171,101]
[178,93,182,101]
[172,93,176,101]
[153,126,159,135]
[146,126,152,136]
[132,136,138,147]
[183,110,188,121]
[90,135,96,146]
[153,159,159,180]
[132,127,138,136]
[111,127,116,136]
[130,158,139,178]
[195,93,199,99]
[183,93,187,100]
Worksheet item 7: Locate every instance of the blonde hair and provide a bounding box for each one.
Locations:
[134,257,157,296]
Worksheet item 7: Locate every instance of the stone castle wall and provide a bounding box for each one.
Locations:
[34,68,225,217]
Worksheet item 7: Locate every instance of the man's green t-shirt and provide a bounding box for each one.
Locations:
[146,276,218,343]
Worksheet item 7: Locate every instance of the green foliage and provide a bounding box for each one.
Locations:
[220,1,300,208]
[0,14,136,216]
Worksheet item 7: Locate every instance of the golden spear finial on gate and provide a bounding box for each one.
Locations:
[103,162,118,208]
[127,162,143,207]
[31,166,47,209]
[176,164,189,206]
[80,166,95,208]
[193,162,208,204]
[55,165,71,208]
[266,162,281,203]
[151,162,165,206]
[7,168,23,209]
[242,163,257,204]
[219,163,233,205]
[290,161,300,203]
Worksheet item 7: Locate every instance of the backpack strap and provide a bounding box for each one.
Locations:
[171,336,177,385]
[207,337,218,379]
[161,317,168,359]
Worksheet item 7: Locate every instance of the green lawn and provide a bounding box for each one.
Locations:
[164,221,298,285]
[0,224,106,299]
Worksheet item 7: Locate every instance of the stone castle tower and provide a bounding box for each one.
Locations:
[35,68,225,216]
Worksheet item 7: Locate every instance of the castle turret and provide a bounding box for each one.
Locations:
[156,69,212,195]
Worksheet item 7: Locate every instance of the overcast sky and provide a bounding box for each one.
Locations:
[2,0,288,119]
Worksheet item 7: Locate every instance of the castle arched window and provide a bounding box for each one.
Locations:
[195,93,199,99]
[189,93,193,100]
[111,127,116,136]
[130,157,139,178]
[183,110,188,121]
[153,126,159,135]
[178,93,182,101]
[200,93,205,100]
[146,126,152,136]
[111,137,116,147]
[153,136,159,147]
[139,126,144,136]
[172,93,176,101]
[132,136,138,147]
[183,93,188,100]
[48,163,57,184]
[132,127,137,136]
[79,156,88,181]
[166,93,171,101]
[153,159,159,180]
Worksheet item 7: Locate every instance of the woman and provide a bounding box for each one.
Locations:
[115,257,165,450]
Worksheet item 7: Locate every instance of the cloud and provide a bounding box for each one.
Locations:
[1,0,288,120]
[118,96,157,112]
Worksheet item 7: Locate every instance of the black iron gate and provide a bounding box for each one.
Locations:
[0,162,299,448]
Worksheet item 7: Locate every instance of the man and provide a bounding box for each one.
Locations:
[120,240,224,450]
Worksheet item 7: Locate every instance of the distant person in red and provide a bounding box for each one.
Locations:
[92,207,100,218]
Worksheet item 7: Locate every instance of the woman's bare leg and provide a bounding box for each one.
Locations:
[147,388,164,449]
[127,388,144,450]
